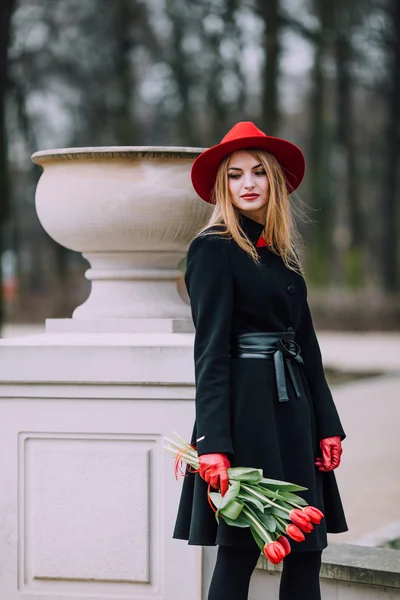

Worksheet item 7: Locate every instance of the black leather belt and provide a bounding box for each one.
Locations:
[230,331,304,402]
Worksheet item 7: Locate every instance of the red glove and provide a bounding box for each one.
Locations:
[198,453,230,497]
[315,436,343,471]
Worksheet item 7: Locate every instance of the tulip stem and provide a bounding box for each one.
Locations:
[164,438,199,461]
[163,445,199,470]
[275,514,289,528]
[288,501,303,510]
[242,507,273,544]
[242,484,291,514]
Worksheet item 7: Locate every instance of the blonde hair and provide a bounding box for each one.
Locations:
[196,149,306,275]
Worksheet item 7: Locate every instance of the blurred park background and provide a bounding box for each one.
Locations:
[0,0,399,558]
[0,0,399,327]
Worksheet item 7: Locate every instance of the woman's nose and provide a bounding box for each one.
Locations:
[243,174,255,189]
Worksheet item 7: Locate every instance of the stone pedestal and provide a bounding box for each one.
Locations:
[0,333,202,599]
[0,146,212,599]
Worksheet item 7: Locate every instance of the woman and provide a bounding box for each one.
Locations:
[173,121,348,600]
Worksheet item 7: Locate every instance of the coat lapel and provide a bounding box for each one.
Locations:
[237,211,266,245]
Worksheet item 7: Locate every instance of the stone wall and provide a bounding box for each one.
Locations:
[203,543,400,600]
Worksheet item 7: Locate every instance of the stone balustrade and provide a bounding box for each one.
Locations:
[202,544,400,599]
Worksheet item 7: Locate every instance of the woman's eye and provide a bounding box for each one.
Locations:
[228,170,265,179]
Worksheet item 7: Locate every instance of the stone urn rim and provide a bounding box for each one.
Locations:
[31,146,207,165]
[31,143,213,322]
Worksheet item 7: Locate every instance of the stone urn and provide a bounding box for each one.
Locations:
[31,147,212,331]
[0,147,213,600]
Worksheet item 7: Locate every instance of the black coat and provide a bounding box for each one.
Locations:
[173,211,348,552]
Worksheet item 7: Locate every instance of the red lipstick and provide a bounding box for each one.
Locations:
[241,193,259,200]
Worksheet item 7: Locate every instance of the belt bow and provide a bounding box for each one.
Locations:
[274,339,304,402]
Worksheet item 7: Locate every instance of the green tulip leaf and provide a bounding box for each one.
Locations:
[208,492,223,510]
[255,511,277,532]
[250,528,266,552]
[260,478,308,492]
[228,467,263,484]
[275,499,295,510]
[222,513,251,528]
[278,491,308,505]
[221,498,244,520]
[274,519,286,534]
[257,487,281,500]
[271,506,290,520]
[220,480,241,509]
[237,491,266,512]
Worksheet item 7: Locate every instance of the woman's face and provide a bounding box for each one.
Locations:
[227,150,269,224]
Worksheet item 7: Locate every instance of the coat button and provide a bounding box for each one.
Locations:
[286,326,294,332]
[287,285,295,295]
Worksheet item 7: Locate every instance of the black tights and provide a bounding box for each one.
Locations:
[208,545,322,600]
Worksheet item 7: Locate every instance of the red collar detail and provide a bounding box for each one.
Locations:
[255,235,269,247]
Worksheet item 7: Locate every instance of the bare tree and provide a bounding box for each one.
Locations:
[165,0,198,145]
[257,0,281,135]
[330,0,362,287]
[0,0,16,327]
[308,0,334,260]
[381,0,400,292]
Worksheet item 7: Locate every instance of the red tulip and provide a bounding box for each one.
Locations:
[289,508,311,529]
[303,506,324,524]
[286,524,305,542]
[297,521,314,533]
[263,541,286,564]
[276,535,291,555]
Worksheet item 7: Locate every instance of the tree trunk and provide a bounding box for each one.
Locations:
[307,1,334,277]
[166,0,197,145]
[258,0,280,135]
[381,0,400,292]
[0,0,16,328]
[225,0,247,121]
[330,2,356,288]
[113,0,137,145]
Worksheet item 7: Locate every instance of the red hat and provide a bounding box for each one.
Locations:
[191,121,306,203]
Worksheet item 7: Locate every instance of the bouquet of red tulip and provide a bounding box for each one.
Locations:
[164,431,324,565]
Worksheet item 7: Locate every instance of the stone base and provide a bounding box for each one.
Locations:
[46,317,195,334]
[0,330,201,600]
[0,331,195,384]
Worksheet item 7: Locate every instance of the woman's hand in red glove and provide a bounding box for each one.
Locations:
[315,436,343,471]
[198,453,230,497]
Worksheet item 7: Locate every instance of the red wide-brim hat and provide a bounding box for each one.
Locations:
[191,121,306,203]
